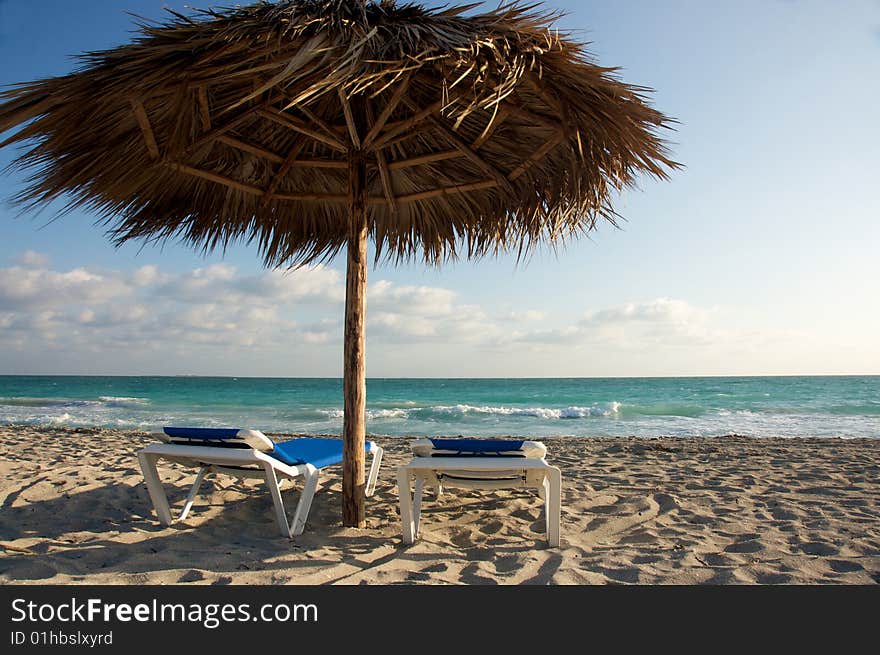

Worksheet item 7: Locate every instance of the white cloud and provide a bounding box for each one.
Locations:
[0,256,345,360]
[371,311,438,338]
[15,250,50,268]
[80,304,149,327]
[131,265,165,287]
[369,280,457,317]
[1,251,834,376]
[154,263,343,305]
[581,297,719,347]
[153,264,239,300]
[0,266,131,310]
[497,309,546,322]
[366,280,500,344]
[512,298,725,349]
[514,325,583,344]
[301,330,331,344]
[236,266,344,304]
[586,298,705,328]
[10,266,721,358]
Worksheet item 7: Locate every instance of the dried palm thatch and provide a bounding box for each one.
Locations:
[0,0,676,266]
[0,0,678,528]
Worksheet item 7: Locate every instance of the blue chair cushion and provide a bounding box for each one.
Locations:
[161,429,373,469]
[429,438,526,456]
[162,426,275,451]
[269,437,373,469]
[164,427,242,440]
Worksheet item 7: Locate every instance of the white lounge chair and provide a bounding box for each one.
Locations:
[137,427,383,538]
[397,438,561,547]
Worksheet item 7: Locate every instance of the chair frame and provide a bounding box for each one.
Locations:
[397,456,561,547]
[137,441,383,538]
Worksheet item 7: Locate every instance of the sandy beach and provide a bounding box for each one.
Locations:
[1,426,878,585]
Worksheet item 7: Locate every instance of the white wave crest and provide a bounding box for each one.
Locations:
[319,408,409,420]
[433,403,621,419]
[368,409,409,419]
[98,396,150,405]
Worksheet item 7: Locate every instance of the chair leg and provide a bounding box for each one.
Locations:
[546,467,562,547]
[178,466,207,521]
[366,446,383,497]
[263,464,292,538]
[413,476,425,538]
[541,474,550,534]
[137,451,173,526]
[397,467,416,544]
[290,467,320,537]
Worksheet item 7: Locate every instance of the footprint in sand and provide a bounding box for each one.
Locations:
[599,566,640,584]
[460,562,498,585]
[653,492,680,514]
[800,542,839,556]
[421,562,448,573]
[699,552,738,567]
[469,547,495,561]
[632,554,663,565]
[590,502,623,515]
[723,540,764,554]
[588,492,679,545]
[619,529,659,544]
[480,519,505,535]
[178,569,204,583]
[755,572,792,584]
[493,555,521,574]
[6,560,56,581]
[829,559,863,573]
[511,508,539,522]
[450,530,476,548]
[771,507,799,521]
[591,502,656,540]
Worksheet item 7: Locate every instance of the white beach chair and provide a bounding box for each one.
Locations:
[397,438,561,547]
[137,427,383,538]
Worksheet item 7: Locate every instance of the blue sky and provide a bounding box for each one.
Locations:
[1,0,878,377]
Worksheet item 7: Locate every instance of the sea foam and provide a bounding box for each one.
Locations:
[432,403,621,419]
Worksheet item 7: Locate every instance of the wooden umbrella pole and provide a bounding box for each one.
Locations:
[342,151,368,527]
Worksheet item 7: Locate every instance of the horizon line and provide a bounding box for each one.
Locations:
[0,373,878,380]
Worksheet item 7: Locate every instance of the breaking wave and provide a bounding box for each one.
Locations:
[430,403,621,419]
[319,403,623,421]
[320,408,410,420]
[0,395,153,428]
[0,396,150,409]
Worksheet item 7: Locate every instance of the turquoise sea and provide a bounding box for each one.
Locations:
[0,375,878,439]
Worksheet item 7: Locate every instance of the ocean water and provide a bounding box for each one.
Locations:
[0,375,878,439]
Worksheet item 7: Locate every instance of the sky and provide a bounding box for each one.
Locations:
[0,0,878,377]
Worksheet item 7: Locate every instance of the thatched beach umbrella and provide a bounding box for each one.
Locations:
[0,0,677,527]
